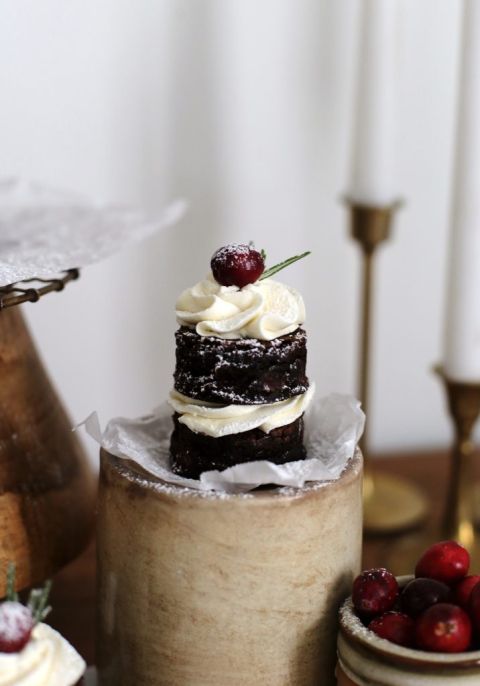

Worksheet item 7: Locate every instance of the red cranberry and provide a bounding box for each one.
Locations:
[369,611,415,647]
[352,568,399,617]
[211,244,265,288]
[469,582,480,633]
[0,601,34,653]
[400,578,450,618]
[415,603,472,653]
[453,575,480,609]
[415,541,470,584]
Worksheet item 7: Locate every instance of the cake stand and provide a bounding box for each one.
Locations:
[0,270,96,594]
[97,448,363,686]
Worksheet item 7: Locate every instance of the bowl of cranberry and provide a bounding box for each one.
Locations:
[337,541,480,685]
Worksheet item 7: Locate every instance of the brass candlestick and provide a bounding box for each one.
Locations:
[347,200,428,533]
[440,371,480,549]
[387,370,480,573]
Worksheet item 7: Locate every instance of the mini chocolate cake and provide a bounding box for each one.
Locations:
[174,326,308,405]
[171,413,306,479]
[169,244,313,479]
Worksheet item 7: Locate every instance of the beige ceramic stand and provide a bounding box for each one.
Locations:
[97,449,363,686]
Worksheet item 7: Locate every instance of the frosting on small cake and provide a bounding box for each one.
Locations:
[0,622,85,686]
[175,273,305,340]
[169,383,315,437]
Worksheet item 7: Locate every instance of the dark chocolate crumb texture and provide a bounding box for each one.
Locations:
[171,414,306,480]
[174,326,308,405]
[169,244,313,478]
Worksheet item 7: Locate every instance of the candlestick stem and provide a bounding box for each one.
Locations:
[359,250,374,502]
[359,250,372,458]
[346,199,427,533]
[440,373,480,548]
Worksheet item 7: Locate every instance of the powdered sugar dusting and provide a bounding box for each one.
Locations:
[0,178,186,287]
[109,452,359,501]
[174,327,308,405]
[339,597,372,642]
[113,459,255,500]
[0,602,33,650]
[212,243,254,264]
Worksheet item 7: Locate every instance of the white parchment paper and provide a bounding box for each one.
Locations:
[82,394,364,493]
[0,178,186,286]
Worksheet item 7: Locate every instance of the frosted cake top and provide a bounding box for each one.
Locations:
[175,244,310,341]
[176,273,305,340]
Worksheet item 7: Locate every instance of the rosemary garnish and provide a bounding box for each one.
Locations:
[28,581,52,624]
[6,562,18,602]
[4,563,52,624]
[260,251,311,280]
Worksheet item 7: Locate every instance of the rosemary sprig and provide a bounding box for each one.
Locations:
[260,250,311,280]
[28,580,52,624]
[3,563,52,624]
[6,562,18,602]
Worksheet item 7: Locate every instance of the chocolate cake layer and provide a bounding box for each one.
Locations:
[174,327,308,405]
[170,413,306,479]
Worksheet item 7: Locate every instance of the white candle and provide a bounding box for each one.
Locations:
[444,0,480,381]
[349,0,399,206]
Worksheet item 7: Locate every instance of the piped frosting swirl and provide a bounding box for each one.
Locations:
[175,273,305,341]
[0,622,86,686]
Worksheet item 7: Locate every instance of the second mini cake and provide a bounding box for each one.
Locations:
[169,244,313,479]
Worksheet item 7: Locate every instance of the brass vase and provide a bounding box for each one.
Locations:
[0,306,96,593]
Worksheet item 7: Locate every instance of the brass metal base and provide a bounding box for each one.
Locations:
[363,471,428,535]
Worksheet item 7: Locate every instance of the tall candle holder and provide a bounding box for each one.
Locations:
[346,199,428,533]
[439,370,480,548]
[387,369,480,573]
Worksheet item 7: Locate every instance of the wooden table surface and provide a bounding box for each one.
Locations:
[47,450,454,666]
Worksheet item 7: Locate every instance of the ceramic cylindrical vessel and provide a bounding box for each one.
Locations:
[337,576,480,685]
[97,449,362,686]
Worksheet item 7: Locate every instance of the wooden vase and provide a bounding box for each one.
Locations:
[97,449,363,686]
[0,307,96,594]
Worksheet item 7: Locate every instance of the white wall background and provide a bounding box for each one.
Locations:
[0,0,466,462]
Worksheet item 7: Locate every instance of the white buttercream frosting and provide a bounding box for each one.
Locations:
[169,384,315,437]
[175,273,305,340]
[0,622,86,686]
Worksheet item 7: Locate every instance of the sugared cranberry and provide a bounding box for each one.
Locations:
[400,578,450,618]
[352,568,399,617]
[415,541,470,584]
[453,575,480,609]
[468,582,480,633]
[0,602,34,653]
[415,603,472,653]
[211,244,265,288]
[369,612,415,647]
